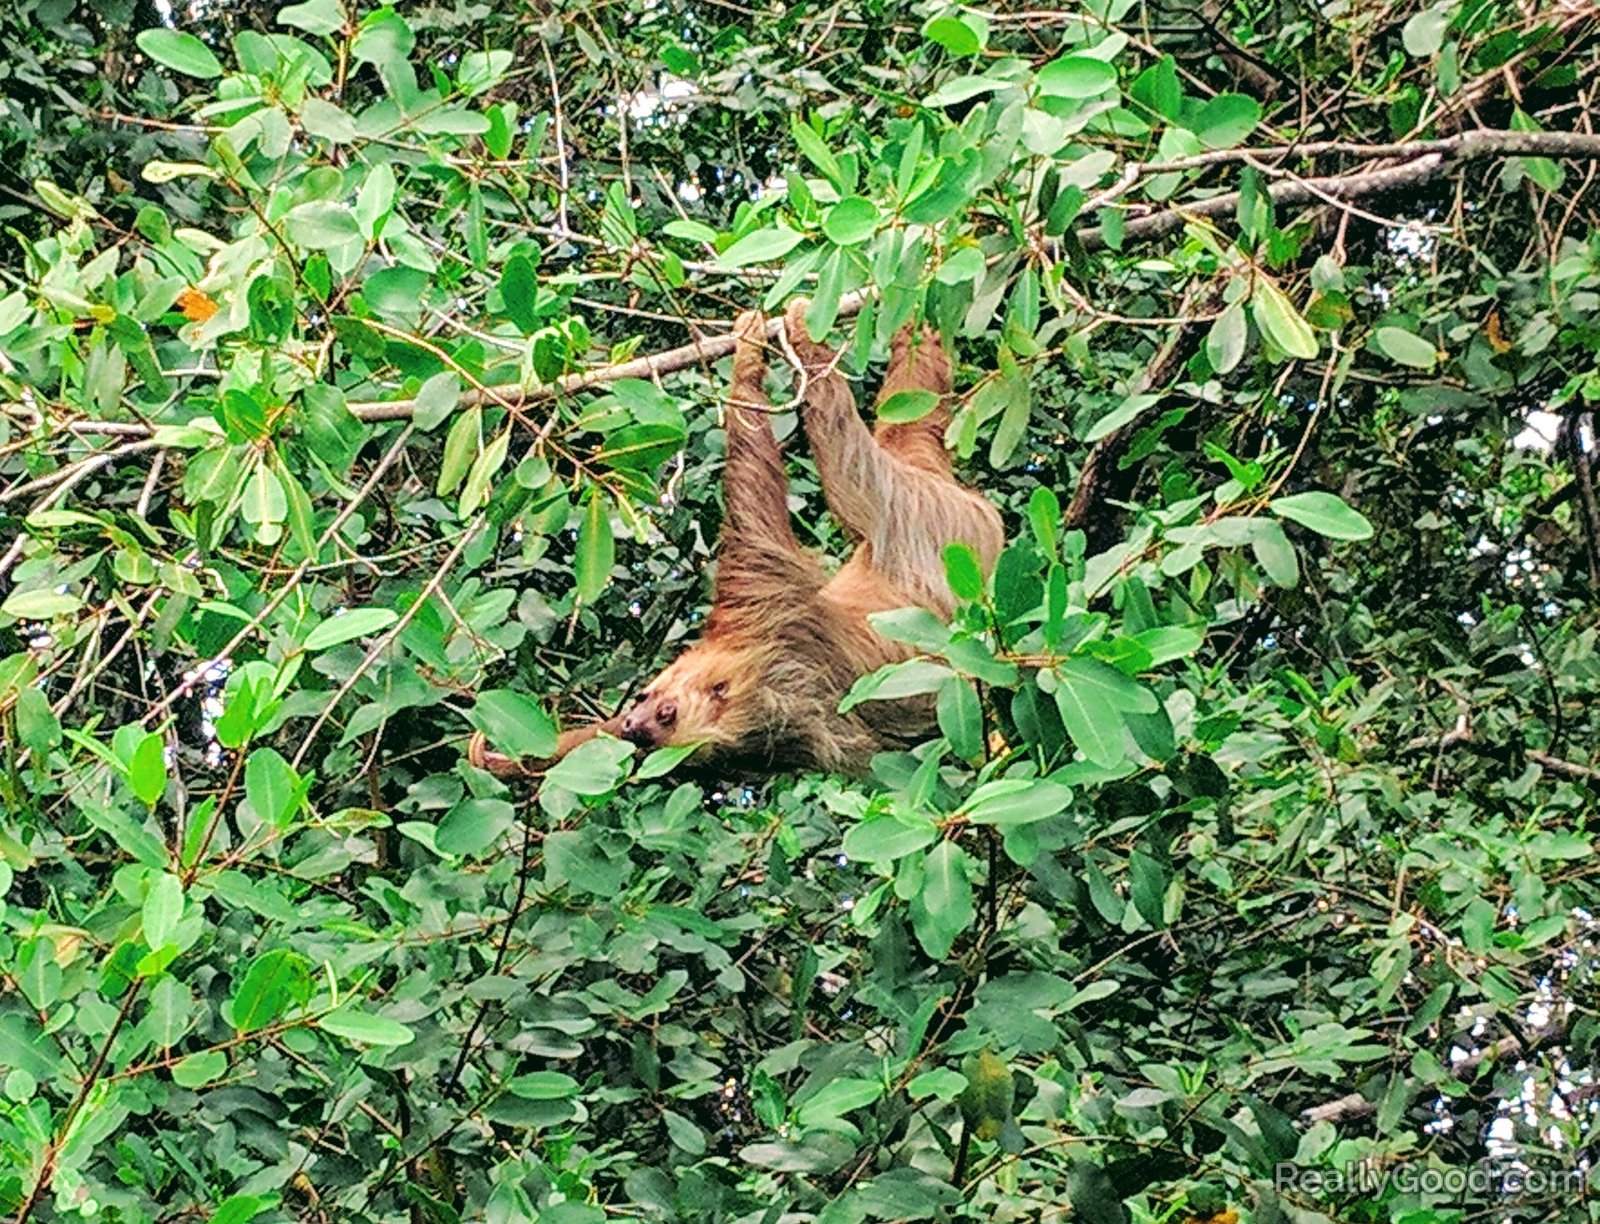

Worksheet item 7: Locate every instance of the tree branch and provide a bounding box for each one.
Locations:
[1063,287,1219,547]
[346,129,1600,424]
[1301,1020,1566,1126]
[349,291,872,422]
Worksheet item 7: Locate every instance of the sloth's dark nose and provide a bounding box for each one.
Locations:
[619,710,650,744]
[656,701,677,727]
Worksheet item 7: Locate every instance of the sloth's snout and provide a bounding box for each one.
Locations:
[620,697,676,746]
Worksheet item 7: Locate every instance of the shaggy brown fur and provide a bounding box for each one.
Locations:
[469,300,1003,778]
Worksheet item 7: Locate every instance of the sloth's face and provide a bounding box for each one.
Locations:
[618,643,749,751]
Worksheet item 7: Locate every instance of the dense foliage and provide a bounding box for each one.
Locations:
[2,0,1599,1221]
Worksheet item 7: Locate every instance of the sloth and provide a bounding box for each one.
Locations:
[470,300,1003,778]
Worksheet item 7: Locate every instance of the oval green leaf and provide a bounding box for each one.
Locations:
[303,607,399,652]
[136,29,224,78]
[1036,55,1117,99]
[1371,325,1439,370]
[575,493,615,604]
[1250,279,1318,360]
[716,226,806,269]
[1192,93,1261,149]
[1269,491,1374,541]
[822,196,879,246]
[316,1007,415,1047]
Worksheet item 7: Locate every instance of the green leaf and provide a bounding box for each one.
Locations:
[245,748,303,830]
[458,49,513,95]
[842,813,940,865]
[937,677,984,761]
[988,375,1033,468]
[839,659,955,713]
[1028,486,1060,558]
[1192,93,1261,149]
[208,1195,270,1224]
[355,163,396,240]
[500,252,541,334]
[0,290,31,335]
[412,371,461,431]
[796,1077,884,1126]
[469,690,558,761]
[913,841,974,958]
[436,797,515,857]
[1036,55,1117,98]
[1131,625,1203,665]
[575,493,615,604]
[2,588,82,619]
[127,732,168,807]
[1047,659,1143,768]
[142,874,184,950]
[544,735,634,796]
[1251,521,1300,586]
[303,607,399,652]
[806,249,846,340]
[663,1109,707,1155]
[506,1071,581,1099]
[232,949,312,1031]
[877,389,941,423]
[936,245,985,285]
[664,218,718,243]
[790,115,846,192]
[1269,491,1374,541]
[545,829,633,895]
[822,196,878,245]
[869,607,952,653]
[300,98,356,142]
[1084,393,1159,443]
[1250,279,1317,360]
[908,1067,968,1100]
[717,226,806,269]
[1402,3,1455,57]
[922,13,986,56]
[943,543,985,601]
[438,407,479,497]
[1370,325,1439,370]
[923,76,1004,108]
[317,1007,415,1047]
[136,29,224,78]
[172,1050,227,1088]
[1128,850,1170,926]
[278,0,346,36]
[1206,301,1248,374]
[362,265,427,324]
[283,201,363,250]
[964,778,1072,827]
[14,687,60,755]
[459,428,509,517]
[1129,54,1183,121]
[635,743,698,779]
[958,1049,1015,1141]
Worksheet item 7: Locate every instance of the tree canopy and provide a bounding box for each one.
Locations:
[1,0,1598,1220]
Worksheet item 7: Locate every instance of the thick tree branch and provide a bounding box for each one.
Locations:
[1063,291,1216,548]
[346,129,1600,424]
[1302,1020,1567,1126]
[1087,129,1600,251]
[349,291,872,422]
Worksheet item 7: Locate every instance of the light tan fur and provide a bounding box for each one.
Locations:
[469,301,1003,779]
